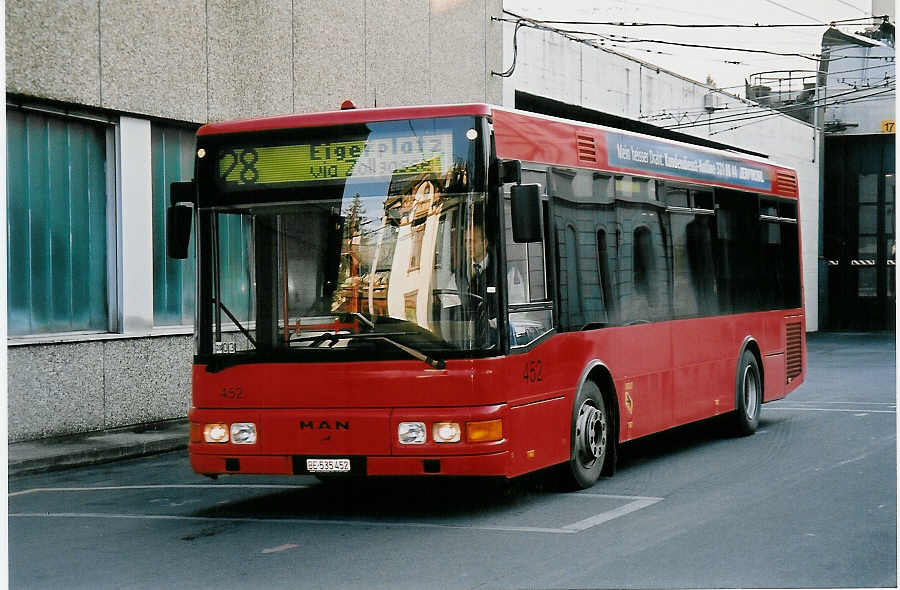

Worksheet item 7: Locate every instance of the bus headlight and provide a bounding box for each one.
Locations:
[230,423,257,444]
[203,423,229,443]
[433,422,461,443]
[398,422,426,444]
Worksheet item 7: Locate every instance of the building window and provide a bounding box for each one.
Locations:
[151,124,197,326]
[7,108,112,336]
[409,223,425,271]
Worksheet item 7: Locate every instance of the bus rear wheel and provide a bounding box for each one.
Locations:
[564,381,609,489]
[732,350,761,436]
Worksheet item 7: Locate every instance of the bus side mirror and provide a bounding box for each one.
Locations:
[167,181,195,259]
[510,183,542,243]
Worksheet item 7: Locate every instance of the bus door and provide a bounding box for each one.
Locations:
[664,185,728,424]
[609,175,673,437]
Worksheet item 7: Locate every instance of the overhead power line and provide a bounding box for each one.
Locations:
[640,72,896,121]
[709,91,893,136]
[833,0,870,15]
[761,0,823,23]
[662,84,895,131]
[641,87,895,127]
[664,81,893,127]
[594,33,821,60]
[495,15,885,28]
[494,16,890,63]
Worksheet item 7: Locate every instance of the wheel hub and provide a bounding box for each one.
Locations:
[575,400,607,467]
[743,365,759,420]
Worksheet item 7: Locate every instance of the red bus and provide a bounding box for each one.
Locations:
[167,103,805,488]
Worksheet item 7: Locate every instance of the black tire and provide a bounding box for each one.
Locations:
[733,350,762,436]
[564,381,610,489]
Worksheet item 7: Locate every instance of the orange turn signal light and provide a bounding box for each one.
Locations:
[189,422,203,443]
[466,419,503,443]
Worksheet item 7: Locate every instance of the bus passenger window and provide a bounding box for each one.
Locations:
[597,229,615,324]
[504,192,552,348]
[672,212,717,317]
[693,190,714,211]
[715,189,760,313]
[666,187,689,208]
[503,195,549,304]
[593,174,613,201]
[564,225,583,324]
[671,188,718,318]
[631,226,654,321]
[633,227,653,295]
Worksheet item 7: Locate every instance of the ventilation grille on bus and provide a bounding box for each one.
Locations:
[774,170,798,197]
[576,133,597,164]
[785,322,803,383]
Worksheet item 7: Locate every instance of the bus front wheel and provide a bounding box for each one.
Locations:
[732,351,761,436]
[564,381,609,489]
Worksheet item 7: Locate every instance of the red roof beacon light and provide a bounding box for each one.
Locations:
[340,100,357,110]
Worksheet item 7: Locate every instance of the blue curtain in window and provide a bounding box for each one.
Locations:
[7,108,108,336]
[151,125,197,326]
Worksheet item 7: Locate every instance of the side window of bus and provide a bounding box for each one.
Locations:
[779,201,802,308]
[715,189,761,313]
[596,228,616,325]
[715,190,801,312]
[551,169,613,331]
[668,186,718,318]
[760,198,801,309]
[616,175,670,324]
[504,168,553,349]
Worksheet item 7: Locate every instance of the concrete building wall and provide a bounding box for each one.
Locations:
[7,0,503,122]
[6,0,503,441]
[822,41,895,135]
[9,336,192,440]
[500,23,821,331]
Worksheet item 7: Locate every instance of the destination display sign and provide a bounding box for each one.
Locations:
[217,133,454,190]
[605,131,771,191]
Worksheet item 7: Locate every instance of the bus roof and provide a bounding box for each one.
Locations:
[490,106,799,198]
[197,102,798,198]
[197,103,493,136]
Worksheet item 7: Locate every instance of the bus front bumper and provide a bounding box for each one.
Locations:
[189,451,511,477]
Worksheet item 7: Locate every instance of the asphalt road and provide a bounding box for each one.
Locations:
[9,332,896,589]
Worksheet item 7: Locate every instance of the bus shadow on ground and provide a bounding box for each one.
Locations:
[190,415,786,522]
[614,413,786,472]
[191,475,558,522]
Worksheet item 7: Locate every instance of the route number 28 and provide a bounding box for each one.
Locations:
[523,360,543,384]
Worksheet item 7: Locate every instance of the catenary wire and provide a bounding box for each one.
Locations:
[662,84,895,130]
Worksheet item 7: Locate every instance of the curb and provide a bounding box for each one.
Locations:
[9,421,189,477]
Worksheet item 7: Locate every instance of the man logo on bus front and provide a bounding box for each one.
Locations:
[299,420,350,430]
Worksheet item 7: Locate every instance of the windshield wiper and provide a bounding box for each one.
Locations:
[212,298,256,347]
[292,332,446,370]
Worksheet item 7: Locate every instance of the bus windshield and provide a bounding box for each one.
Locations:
[199,116,492,360]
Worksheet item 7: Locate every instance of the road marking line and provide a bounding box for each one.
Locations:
[8,493,663,535]
[771,401,895,406]
[7,512,579,534]
[575,493,664,502]
[9,484,310,498]
[765,407,895,414]
[562,498,663,532]
[262,544,299,554]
